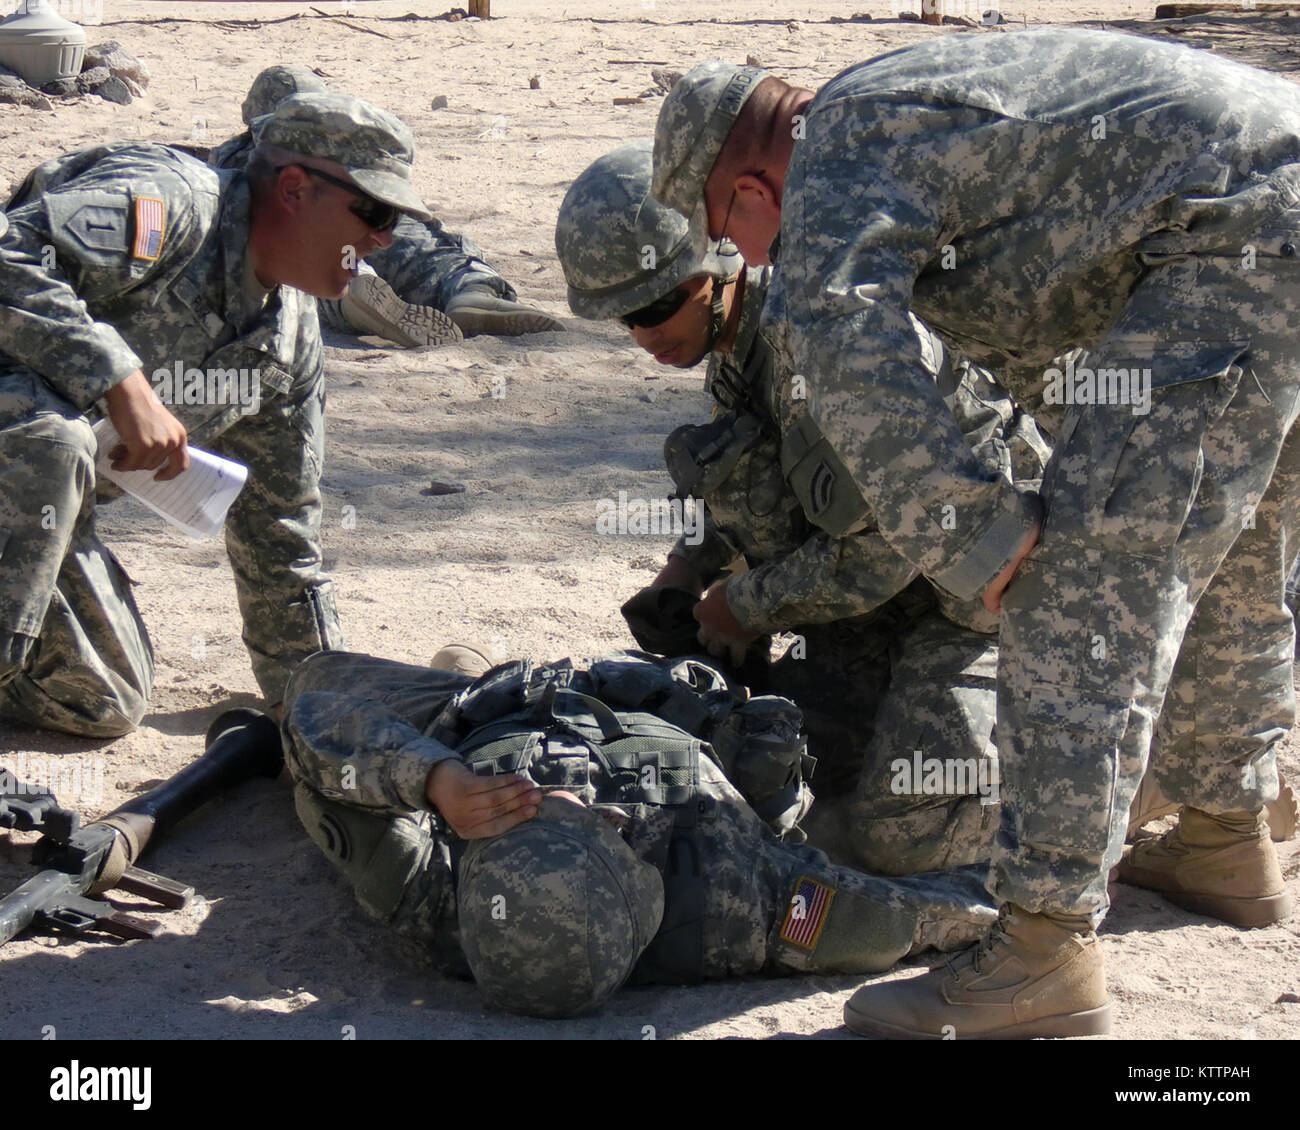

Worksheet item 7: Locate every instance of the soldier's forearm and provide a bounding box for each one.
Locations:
[726,532,920,633]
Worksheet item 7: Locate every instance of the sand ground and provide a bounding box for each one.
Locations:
[0,0,1297,1041]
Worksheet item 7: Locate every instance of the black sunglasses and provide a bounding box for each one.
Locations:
[277,164,400,232]
[620,286,692,329]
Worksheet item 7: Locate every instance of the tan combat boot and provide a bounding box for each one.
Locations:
[340,274,463,348]
[444,289,565,337]
[843,905,1111,1040]
[429,642,495,677]
[1116,806,1291,928]
[1126,772,1297,843]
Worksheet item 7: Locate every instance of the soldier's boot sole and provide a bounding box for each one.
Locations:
[1157,888,1292,929]
[448,302,565,338]
[341,274,463,348]
[843,998,1112,1041]
[445,290,566,337]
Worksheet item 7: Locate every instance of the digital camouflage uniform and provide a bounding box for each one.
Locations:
[280,649,999,1013]
[666,263,1050,874]
[656,28,1300,923]
[0,128,354,734]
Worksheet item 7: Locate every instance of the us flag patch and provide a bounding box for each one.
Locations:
[779,875,834,950]
[132,196,165,261]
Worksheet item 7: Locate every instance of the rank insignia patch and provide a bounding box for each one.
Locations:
[779,875,834,950]
[133,196,165,261]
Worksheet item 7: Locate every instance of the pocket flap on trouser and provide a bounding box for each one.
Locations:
[1026,681,1130,745]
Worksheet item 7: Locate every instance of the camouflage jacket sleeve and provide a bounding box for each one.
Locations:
[0,150,208,410]
[283,689,459,815]
[205,316,342,703]
[726,346,1048,633]
[773,113,1041,600]
[726,527,919,632]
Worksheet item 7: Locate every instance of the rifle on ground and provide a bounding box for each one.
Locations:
[0,708,282,947]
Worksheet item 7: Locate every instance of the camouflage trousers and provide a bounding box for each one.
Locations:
[993,211,1300,923]
[844,610,1000,876]
[281,650,998,988]
[0,373,153,737]
[754,587,1000,876]
[318,214,516,332]
[1287,550,1300,638]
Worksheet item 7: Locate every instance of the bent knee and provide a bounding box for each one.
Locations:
[283,649,357,709]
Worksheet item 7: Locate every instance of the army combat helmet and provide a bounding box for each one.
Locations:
[555,139,741,350]
[241,64,327,125]
[457,796,664,1018]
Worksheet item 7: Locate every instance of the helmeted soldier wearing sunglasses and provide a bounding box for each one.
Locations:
[554,141,1052,874]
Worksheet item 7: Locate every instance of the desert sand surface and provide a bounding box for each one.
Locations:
[0,0,1297,1043]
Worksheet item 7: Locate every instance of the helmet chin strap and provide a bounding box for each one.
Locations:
[679,273,740,369]
[702,270,743,353]
[703,273,737,354]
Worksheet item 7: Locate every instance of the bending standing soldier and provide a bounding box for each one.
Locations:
[0,93,424,735]
[555,141,1052,873]
[651,28,1299,1038]
[207,65,564,348]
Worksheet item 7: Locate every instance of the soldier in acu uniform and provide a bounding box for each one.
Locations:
[651,28,1300,1037]
[0,93,426,736]
[554,141,1052,873]
[209,65,564,348]
[279,647,1000,1018]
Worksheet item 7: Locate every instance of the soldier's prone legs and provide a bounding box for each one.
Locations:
[368,216,516,311]
[655,757,997,982]
[281,652,473,974]
[0,399,152,737]
[284,650,473,734]
[849,611,1000,875]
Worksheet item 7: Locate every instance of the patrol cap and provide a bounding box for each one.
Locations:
[241,64,327,125]
[458,796,664,1018]
[652,61,771,221]
[556,140,742,319]
[251,92,432,222]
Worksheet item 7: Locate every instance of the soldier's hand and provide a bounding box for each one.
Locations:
[425,758,541,839]
[982,520,1041,614]
[650,554,706,597]
[104,369,190,480]
[694,581,759,667]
